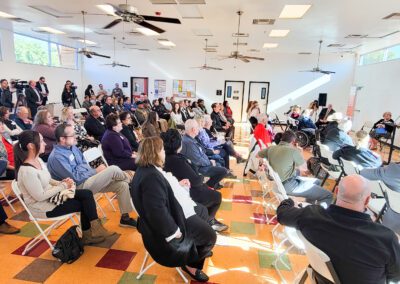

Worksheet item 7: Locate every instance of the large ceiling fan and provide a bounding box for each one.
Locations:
[78,11,110,59]
[220,11,264,63]
[102,37,131,68]
[101,2,181,33]
[192,39,223,70]
[300,40,335,74]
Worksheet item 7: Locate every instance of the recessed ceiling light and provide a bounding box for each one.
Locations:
[96,4,117,16]
[269,29,290,37]
[0,11,17,18]
[279,5,311,19]
[136,27,160,36]
[78,39,97,45]
[36,27,65,34]
[158,39,176,47]
[263,43,278,49]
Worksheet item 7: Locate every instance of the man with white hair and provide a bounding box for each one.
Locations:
[181,119,228,190]
[277,174,400,283]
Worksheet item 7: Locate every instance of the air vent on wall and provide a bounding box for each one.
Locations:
[203,48,217,52]
[327,43,345,48]
[192,29,213,37]
[248,49,260,52]
[298,52,312,55]
[253,19,275,25]
[148,0,177,4]
[29,5,73,18]
[345,34,368,38]
[233,42,247,46]
[383,13,400,20]
[232,33,249,37]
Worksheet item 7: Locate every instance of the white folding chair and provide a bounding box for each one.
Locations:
[297,230,341,284]
[361,121,375,133]
[11,180,78,255]
[83,146,117,217]
[384,184,400,214]
[136,250,188,283]
[0,180,17,213]
[318,143,343,190]
[339,158,360,176]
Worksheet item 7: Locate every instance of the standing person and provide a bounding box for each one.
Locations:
[25,80,42,119]
[223,101,234,125]
[15,130,114,244]
[61,81,76,108]
[112,83,124,98]
[36,77,49,106]
[84,84,95,98]
[0,79,14,110]
[248,101,260,120]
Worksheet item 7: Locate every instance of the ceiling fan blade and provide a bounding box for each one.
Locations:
[117,64,131,68]
[207,66,223,70]
[239,57,250,63]
[241,56,264,61]
[92,52,111,59]
[103,18,122,29]
[141,15,181,24]
[101,63,114,65]
[136,21,165,34]
[320,70,335,74]
[299,70,316,73]
[85,53,92,59]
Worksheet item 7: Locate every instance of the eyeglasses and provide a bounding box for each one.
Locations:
[61,135,75,138]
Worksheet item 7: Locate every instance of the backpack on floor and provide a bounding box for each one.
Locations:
[307,157,328,180]
[52,225,84,264]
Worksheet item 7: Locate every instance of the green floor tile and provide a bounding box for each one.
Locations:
[17,222,50,238]
[230,221,255,235]
[118,271,156,284]
[258,250,292,271]
[219,201,232,211]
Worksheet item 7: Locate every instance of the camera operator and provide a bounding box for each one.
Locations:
[36,76,49,106]
[61,80,77,108]
[25,80,42,119]
[0,79,14,110]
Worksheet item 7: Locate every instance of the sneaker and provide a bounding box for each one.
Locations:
[0,222,20,234]
[119,217,137,228]
[214,183,224,190]
[226,172,237,179]
[209,218,229,232]
[236,156,246,164]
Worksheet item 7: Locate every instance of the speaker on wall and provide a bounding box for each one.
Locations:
[318,93,327,107]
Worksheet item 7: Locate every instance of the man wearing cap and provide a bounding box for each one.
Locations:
[320,112,354,151]
[134,101,147,125]
[316,104,335,128]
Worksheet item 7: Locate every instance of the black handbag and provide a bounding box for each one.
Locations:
[52,225,84,264]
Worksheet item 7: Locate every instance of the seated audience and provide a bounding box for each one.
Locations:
[258,130,333,205]
[0,106,22,140]
[369,111,395,150]
[316,104,335,128]
[15,130,114,244]
[170,102,185,129]
[130,136,216,282]
[0,121,15,180]
[180,100,193,122]
[14,106,33,130]
[181,119,228,190]
[164,96,172,112]
[162,129,228,232]
[32,109,56,162]
[84,84,95,98]
[60,106,98,152]
[333,130,382,169]
[153,99,170,121]
[123,97,135,113]
[191,101,203,118]
[101,114,137,171]
[253,113,273,148]
[142,112,161,138]
[297,109,316,133]
[84,106,106,141]
[47,124,137,228]
[289,105,302,120]
[0,158,19,234]
[102,96,116,118]
[134,101,147,125]
[247,101,261,120]
[321,114,354,151]
[82,94,92,110]
[210,103,233,140]
[223,100,234,125]
[120,112,139,152]
[277,175,400,283]
[197,99,207,115]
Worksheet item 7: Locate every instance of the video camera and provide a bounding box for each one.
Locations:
[10,79,29,94]
[70,82,78,90]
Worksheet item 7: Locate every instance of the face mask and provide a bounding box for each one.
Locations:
[90,100,96,104]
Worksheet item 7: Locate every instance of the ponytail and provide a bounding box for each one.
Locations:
[13,130,41,180]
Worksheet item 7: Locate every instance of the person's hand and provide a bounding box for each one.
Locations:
[62,178,75,188]
[213,149,220,155]
[377,124,384,128]
[96,164,107,173]
[179,179,191,188]
[131,152,137,158]
[87,136,95,141]
[211,160,216,166]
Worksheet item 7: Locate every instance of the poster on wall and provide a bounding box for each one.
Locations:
[173,80,196,98]
[154,79,166,98]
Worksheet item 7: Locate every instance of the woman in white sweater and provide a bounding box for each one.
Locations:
[14,130,114,245]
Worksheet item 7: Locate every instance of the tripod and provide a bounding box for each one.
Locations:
[72,91,82,109]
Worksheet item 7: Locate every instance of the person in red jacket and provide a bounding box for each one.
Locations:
[253,113,273,148]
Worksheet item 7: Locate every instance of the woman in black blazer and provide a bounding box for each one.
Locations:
[119,112,139,152]
[130,136,215,282]
[161,129,228,232]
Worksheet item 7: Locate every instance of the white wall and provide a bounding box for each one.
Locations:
[84,48,355,120]
[0,29,83,106]
[353,59,400,147]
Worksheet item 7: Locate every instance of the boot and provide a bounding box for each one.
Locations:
[90,219,116,238]
[82,230,105,245]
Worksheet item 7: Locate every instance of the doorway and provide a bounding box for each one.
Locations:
[130,77,148,101]
[248,81,270,115]
[223,81,245,122]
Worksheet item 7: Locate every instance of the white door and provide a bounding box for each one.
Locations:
[247,82,270,118]
[224,81,245,122]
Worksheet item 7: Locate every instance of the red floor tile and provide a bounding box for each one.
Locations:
[232,195,253,204]
[95,249,136,271]
[12,239,55,258]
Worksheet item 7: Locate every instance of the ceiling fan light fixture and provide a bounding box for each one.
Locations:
[96,4,117,16]
[269,29,290,37]
[158,39,176,47]
[36,26,66,34]
[0,10,17,18]
[279,5,311,19]
[78,39,97,45]
[263,43,278,49]
[136,27,160,36]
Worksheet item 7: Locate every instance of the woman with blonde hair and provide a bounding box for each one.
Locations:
[131,136,216,282]
[32,109,56,162]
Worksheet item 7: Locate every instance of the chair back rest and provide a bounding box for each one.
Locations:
[382,183,400,214]
[340,158,359,175]
[11,180,36,220]
[83,146,108,167]
[367,180,384,198]
[265,161,288,201]
[319,144,339,166]
[297,230,341,284]
[362,121,375,131]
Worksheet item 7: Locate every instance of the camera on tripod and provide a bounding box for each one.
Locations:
[70,82,78,90]
[10,79,29,94]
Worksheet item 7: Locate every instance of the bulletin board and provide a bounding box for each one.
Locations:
[154,79,167,98]
[172,80,196,98]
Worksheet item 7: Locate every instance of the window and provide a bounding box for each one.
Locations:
[13,33,77,69]
[359,44,400,66]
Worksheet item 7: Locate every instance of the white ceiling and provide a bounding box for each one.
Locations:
[0,0,400,57]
